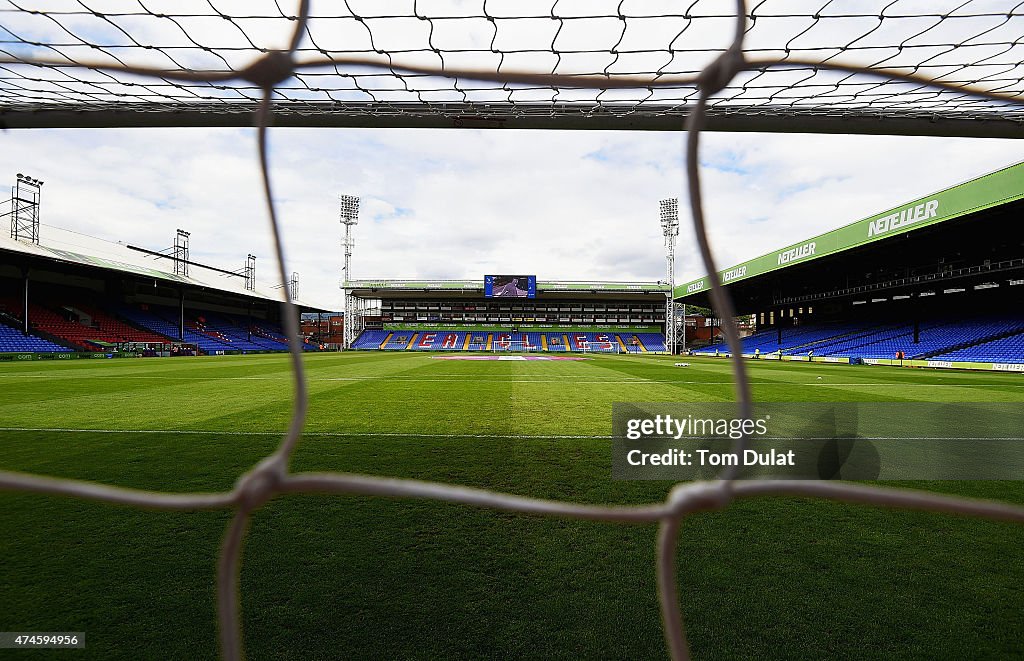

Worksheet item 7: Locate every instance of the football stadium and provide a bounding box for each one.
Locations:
[2,2,1024,660]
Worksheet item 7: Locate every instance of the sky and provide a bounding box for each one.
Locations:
[1,0,1022,309]
[1,126,1020,310]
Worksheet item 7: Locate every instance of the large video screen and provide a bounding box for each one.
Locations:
[484,274,536,298]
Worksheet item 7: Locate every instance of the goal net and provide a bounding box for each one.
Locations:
[1,2,1022,660]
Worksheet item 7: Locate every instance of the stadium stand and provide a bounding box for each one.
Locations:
[635,333,668,353]
[410,331,468,350]
[116,305,231,353]
[466,332,490,351]
[352,328,668,353]
[0,321,68,352]
[0,294,308,355]
[1,300,168,351]
[381,332,416,350]
[113,304,316,354]
[70,304,168,344]
[194,312,287,351]
[351,330,389,350]
[677,161,1024,370]
[565,332,619,352]
[823,317,1024,360]
[695,316,1024,364]
[694,322,869,356]
[934,333,1024,364]
[247,320,317,350]
[0,201,328,357]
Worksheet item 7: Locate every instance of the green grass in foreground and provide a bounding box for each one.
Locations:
[0,352,1021,660]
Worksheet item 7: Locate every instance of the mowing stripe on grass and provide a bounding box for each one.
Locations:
[0,374,1020,386]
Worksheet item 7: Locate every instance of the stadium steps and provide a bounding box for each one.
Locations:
[380,332,393,349]
[916,327,1024,360]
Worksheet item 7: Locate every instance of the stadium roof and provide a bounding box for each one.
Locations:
[0,231,330,311]
[676,159,1024,301]
[347,279,669,299]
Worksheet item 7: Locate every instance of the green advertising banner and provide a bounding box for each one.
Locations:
[0,352,111,361]
[676,161,1024,298]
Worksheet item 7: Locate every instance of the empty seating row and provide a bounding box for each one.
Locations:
[694,322,871,356]
[351,330,389,349]
[0,295,316,355]
[119,305,316,353]
[0,298,167,351]
[695,316,1024,364]
[0,321,68,352]
[931,331,1024,364]
[823,317,1024,359]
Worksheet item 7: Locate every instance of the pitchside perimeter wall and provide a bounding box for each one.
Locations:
[698,353,1024,373]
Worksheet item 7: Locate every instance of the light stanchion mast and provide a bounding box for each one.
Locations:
[339,194,360,350]
[660,198,679,354]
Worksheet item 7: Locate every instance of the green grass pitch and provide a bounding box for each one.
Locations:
[0,352,1021,659]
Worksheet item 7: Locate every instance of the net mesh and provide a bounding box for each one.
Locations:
[1,0,1023,134]
[1,1,1024,660]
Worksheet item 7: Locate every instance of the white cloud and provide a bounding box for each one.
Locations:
[1,1,1022,307]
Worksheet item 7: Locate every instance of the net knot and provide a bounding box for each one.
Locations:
[242,51,295,89]
[665,481,732,517]
[234,462,284,511]
[697,46,745,96]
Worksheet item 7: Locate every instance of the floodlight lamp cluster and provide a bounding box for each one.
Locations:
[16,173,44,187]
[339,195,360,224]
[659,198,679,236]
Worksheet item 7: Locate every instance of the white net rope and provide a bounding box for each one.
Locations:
[2,2,1024,659]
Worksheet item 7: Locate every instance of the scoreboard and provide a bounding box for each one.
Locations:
[484,275,536,298]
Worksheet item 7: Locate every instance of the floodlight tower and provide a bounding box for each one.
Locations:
[9,173,43,243]
[339,194,360,350]
[660,198,679,354]
[173,229,190,276]
[244,254,256,291]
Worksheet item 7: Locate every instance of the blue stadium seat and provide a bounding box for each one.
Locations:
[0,321,68,352]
